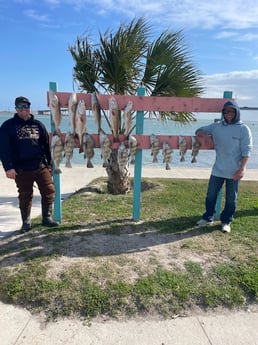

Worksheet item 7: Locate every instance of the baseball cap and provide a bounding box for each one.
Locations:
[15,96,31,106]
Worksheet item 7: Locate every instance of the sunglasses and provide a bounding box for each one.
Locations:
[16,104,30,109]
[223,109,235,114]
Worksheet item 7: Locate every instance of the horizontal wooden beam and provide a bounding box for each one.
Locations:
[51,133,214,150]
[47,92,231,113]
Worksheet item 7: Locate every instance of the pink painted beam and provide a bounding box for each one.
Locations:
[50,133,214,150]
[47,92,231,113]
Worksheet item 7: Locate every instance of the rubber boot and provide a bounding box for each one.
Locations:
[20,208,32,234]
[42,204,59,227]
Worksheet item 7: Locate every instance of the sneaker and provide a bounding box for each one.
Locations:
[196,218,214,226]
[221,223,231,233]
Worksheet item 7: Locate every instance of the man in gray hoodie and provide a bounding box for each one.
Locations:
[195,100,252,233]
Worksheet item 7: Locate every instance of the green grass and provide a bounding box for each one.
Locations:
[0,178,257,320]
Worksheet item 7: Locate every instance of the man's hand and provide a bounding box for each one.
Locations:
[47,165,53,175]
[195,131,214,149]
[233,168,244,180]
[6,169,17,179]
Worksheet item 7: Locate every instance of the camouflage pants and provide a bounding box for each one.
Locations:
[15,167,55,210]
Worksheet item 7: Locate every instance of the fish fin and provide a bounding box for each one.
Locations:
[87,161,94,168]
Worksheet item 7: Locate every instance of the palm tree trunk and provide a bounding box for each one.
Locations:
[106,149,131,194]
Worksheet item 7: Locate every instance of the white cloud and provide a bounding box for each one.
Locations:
[24,9,50,22]
[41,0,258,30]
[203,70,258,106]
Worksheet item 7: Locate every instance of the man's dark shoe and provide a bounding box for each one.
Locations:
[20,222,32,234]
[42,218,59,227]
[20,208,32,234]
[42,204,59,227]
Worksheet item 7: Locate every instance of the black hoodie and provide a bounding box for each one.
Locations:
[0,113,51,171]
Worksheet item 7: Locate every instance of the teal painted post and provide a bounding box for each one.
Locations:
[49,82,62,222]
[133,85,145,220]
[214,91,233,220]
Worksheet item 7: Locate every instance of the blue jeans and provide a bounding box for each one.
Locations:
[202,175,239,224]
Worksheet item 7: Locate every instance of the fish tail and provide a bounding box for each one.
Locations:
[87,161,94,168]
[54,168,62,174]
[65,160,72,168]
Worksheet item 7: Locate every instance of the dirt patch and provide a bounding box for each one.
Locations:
[0,222,230,285]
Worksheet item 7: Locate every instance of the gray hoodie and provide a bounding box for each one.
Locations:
[196,101,252,178]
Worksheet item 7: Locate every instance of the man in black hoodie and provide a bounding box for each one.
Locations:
[0,96,59,233]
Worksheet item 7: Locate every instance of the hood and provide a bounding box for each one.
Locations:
[222,100,241,125]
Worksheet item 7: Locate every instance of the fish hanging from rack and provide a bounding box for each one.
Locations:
[162,141,173,170]
[64,132,75,168]
[91,92,101,134]
[49,91,62,137]
[99,129,111,168]
[51,134,64,174]
[82,132,95,168]
[123,100,133,136]
[150,134,160,163]
[109,97,120,142]
[75,99,86,152]
[179,135,187,162]
[68,92,78,135]
[191,136,200,163]
[128,135,138,164]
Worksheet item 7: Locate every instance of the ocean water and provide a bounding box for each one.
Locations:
[0,112,258,169]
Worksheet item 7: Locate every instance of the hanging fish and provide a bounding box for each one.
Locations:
[75,99,86,152]
[162,141,173,170]
[91,92,101,134]
[109,97,120,141]
[68,92,77,135]
[64,132,75,168]
[82,132,95,168]
[117,142,129,173]
[49,91,62,137]
[179,135,187,162]
[99,130,111,168]
[128,135,138,164]
[150,134,160,163]
[51,134,64,174]
[191,135,200,163]
[123,100,133,136]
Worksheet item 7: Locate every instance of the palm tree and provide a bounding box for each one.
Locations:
[68,17,204,194]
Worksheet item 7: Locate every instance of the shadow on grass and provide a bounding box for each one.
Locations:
[1,173,257,268]
[234,208,258,218]
[1,195,257,267]
[0,212,222,268]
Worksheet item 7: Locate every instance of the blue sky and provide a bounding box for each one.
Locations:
[1,0,258,111]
